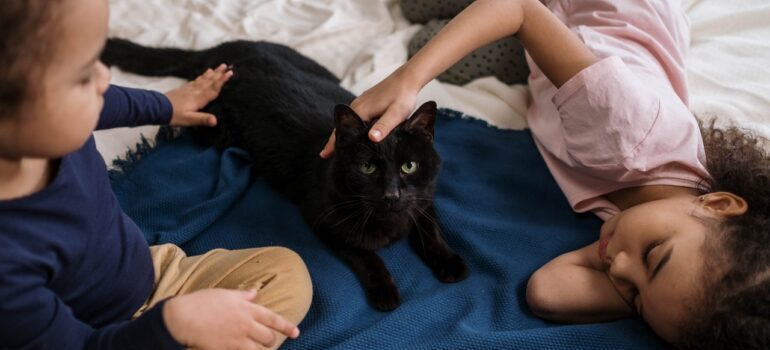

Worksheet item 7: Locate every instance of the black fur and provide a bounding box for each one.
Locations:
[102,39,469,311]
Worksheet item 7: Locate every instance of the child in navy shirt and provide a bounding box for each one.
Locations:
[0,1,312,349]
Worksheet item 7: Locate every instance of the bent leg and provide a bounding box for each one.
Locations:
[136,244,313,350]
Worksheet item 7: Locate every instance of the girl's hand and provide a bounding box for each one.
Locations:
[163,288,300,350]
[165,64,233,127]
[319,67,420,158]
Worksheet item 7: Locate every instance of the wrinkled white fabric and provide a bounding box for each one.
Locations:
[97,0,770,165]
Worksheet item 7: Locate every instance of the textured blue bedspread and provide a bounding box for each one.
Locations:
[110,109,662,349]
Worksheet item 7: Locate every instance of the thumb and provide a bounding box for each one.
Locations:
[241,289,258,301]
[183,112,218,127]
[319,130,336,158]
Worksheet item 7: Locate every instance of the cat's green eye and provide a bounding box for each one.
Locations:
[359,161,377,175]
[401,161,418,174]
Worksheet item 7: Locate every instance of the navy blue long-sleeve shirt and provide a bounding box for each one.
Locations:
[0,85,183,349]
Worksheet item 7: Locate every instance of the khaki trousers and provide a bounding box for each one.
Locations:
[133,244,313,350]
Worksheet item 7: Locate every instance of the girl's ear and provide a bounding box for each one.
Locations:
[699,192,748,218]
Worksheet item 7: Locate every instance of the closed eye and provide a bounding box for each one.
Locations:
[645,241,673,282]
[642,241,661,268]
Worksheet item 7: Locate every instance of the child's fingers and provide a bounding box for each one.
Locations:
[251,304,300,339]
[201,68,215,80]
[247,322,278,348]
[213,68,233,91]
[369,106,408,142]
[319,130,336,158]
[196,65,225,83]
[180,112,217,127]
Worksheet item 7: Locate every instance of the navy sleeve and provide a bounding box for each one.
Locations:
[0,264,182,350]
[97,85,173,130]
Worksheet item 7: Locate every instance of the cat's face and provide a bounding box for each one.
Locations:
[331,102,441,218]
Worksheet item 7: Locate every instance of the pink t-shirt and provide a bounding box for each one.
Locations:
[526,0,710,220]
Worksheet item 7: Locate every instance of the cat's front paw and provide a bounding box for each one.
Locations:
[435,254,469,283]
[366,283,401,311]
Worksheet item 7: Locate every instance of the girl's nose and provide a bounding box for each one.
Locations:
[608,250,635,281]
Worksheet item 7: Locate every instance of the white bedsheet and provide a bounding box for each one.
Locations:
[97,0,770,164]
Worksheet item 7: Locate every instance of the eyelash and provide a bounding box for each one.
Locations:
[642,241,661,267]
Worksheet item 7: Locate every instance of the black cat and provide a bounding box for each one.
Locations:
[102,39,469,311]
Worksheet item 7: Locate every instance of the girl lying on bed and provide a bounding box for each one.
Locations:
[320,0,770,347]
[0,0,312,349]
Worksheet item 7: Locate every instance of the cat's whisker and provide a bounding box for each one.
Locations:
[349,207,371,243]
[313,200,363,228]
[414,206,440,229]
[328,205,369,230]
[359,207,374,233]
[408,212,429,250]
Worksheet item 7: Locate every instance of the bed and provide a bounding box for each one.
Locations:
[98,0,770,348]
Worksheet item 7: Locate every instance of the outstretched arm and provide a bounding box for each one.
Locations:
[97,64,232,130]
[320,0,598,157]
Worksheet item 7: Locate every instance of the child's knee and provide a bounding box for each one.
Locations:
[264,247,313,316]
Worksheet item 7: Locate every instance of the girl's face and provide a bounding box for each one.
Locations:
[0,0,110,159]
[599,192,745,343]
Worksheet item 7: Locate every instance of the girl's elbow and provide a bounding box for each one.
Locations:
[526,268,563,320]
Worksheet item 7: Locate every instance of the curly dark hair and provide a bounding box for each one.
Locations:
[679,121,770,349]
[0,0,63,118]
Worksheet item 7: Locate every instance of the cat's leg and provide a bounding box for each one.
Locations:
[327,243,401,311]
[409,204,469,282]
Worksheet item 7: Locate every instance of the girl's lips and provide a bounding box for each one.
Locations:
[598,238,609,261]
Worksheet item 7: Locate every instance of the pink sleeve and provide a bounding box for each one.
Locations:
[551,56,662,172]
[541,56,709,218]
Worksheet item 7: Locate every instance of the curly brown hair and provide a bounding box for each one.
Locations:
[679,121,770,349]
[0,0,64,118]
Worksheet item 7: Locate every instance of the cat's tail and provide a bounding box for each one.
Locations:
[102,38,210,80]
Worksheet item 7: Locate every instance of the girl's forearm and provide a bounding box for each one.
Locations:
[401,0,597,89]
[402,0,525,89]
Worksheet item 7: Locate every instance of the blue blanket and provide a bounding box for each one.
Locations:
[110,109,662,349]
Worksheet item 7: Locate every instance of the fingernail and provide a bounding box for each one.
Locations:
[370,129,382,141]
[291,328,300,338]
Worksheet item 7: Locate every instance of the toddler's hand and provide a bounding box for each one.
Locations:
[320,67,419,158]
[165,64,233,127]
[163,288,300,350]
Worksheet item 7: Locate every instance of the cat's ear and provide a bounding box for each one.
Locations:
[405,101,437,142]
[334,104,367,147]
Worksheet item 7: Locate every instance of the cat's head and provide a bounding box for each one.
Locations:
[330,101,441,218]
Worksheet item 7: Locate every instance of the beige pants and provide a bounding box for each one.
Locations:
[133,244,313,350]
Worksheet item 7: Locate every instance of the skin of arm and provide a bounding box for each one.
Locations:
[319,0,599,157]
[526,242,635,323]
[404,0,597,91]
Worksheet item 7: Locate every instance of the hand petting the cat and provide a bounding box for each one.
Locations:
[165,63,233,127]
[319,66,421,158]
